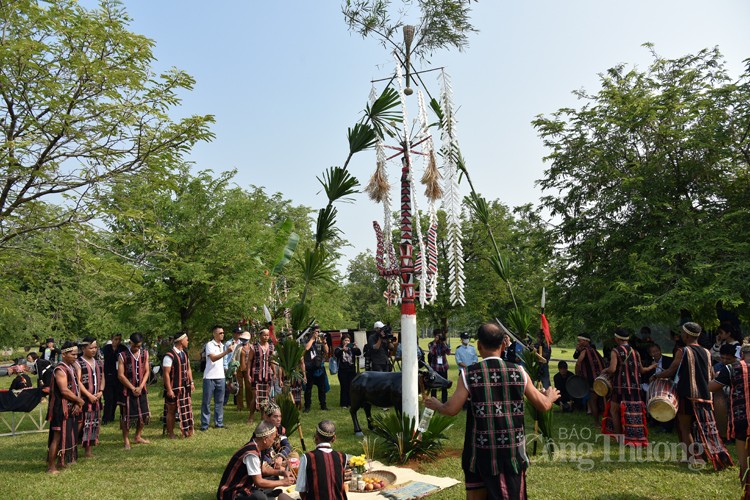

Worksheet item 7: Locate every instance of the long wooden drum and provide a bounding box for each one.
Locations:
[593,373,612,397]
[647,379,678,422]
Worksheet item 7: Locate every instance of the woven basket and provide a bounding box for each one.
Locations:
[353,470,397,492]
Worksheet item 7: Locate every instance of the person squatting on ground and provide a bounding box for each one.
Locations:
[246,328,277,422]
[601,328,654,446]
[216,420,295,500]
[426,322,560,500]
[75,336,104,458]
[428,329,451,403]
[162,331,195,438]
[653,321,733,470]
[334,333,360,408]
[202,325,235,431]
[47,341,85,474]
[710,343,750,497]
[117,332,151,449]
[303,325,329,413]
[295,420,350,500]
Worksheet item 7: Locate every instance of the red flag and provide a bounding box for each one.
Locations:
[541,313,552,345]
[268,322,278,345]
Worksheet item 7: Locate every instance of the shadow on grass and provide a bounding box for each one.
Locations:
[593,495,653,500]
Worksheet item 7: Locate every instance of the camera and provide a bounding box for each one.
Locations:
[380,324,395,341]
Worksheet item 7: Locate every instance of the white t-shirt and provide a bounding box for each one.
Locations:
[204,340,226,380]
[243,452,262,477]
[162,347,182,368]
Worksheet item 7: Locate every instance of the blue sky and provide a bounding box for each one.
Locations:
[82,1,750,266]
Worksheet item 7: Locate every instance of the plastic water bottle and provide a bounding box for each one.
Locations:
[417,407,434,433]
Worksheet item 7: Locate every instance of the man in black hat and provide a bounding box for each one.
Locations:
[42,337,60,363]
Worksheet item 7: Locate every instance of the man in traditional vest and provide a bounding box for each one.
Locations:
[163,331,195,438]
[654,321,733,470]
[710,343,750,497]
[426,322,560,500]
[573,332,606,421]
[47,341,85,474]
[295,420,349,500]
[217,421,295,500]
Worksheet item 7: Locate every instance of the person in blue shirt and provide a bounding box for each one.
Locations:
[454,332,478,376]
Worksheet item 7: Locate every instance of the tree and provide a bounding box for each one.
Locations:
[0,0,213,249]
[102,166,313,335]
[343,250,400,330]
[533,46,750,332]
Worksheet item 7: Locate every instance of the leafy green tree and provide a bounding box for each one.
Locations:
[0,0,213,249]
[533,47,750,332]
[103,166,312,335]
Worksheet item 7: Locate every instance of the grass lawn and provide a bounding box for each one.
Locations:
[0,343,742,499]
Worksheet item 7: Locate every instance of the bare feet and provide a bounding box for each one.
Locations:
[47,468,59,475]
[124,439,131,450]
[166,434,178,439]
[84,451,94,458]
[134,437,150,444]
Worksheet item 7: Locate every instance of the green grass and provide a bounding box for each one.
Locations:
[0,345,743,499]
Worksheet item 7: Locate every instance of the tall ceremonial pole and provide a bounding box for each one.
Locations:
[399,25,419,422]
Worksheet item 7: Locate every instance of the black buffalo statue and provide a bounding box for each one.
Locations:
[349,360,452,436]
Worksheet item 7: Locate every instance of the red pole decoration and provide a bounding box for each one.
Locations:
[399,155,415,316]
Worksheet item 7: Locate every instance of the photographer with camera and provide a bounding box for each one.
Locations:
[428,328,451,403]
[303,324,329,412]
[367,321,394,372]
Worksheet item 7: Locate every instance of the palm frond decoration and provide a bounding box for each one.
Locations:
[348,122,379,155]
[318,166,360,204]
[315,205,340,245]
[298,247,336,286]
[364,86,402,139]
[439,69,465,306]
[290,302,310,332]
[507,306,534,338]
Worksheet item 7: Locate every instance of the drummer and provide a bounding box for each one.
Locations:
[574,333,606,421]
[601,328,654,446]
[640,344,673,394]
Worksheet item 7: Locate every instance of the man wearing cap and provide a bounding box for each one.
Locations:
[455,332,478,376]
[202,325,235,431]
[710,343,750,495]
[162,331,195,439]
[295,420,349,500]
[237,330,253,415]
[217,420,295,500]
[367,321,393,372]
[601,328,653,446]
[574,333,606,421]
[654,322,733,470]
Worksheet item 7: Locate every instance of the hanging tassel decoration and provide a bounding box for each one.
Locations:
[365,140,390,202]
[439,70,466,307]
[417,90,443,201]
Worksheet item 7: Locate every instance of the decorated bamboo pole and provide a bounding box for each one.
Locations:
[399,25,419,422]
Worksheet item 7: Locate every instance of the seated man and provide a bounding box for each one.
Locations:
[553,361,575,412]
[295,420,350,500]
[217,421,295,500]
